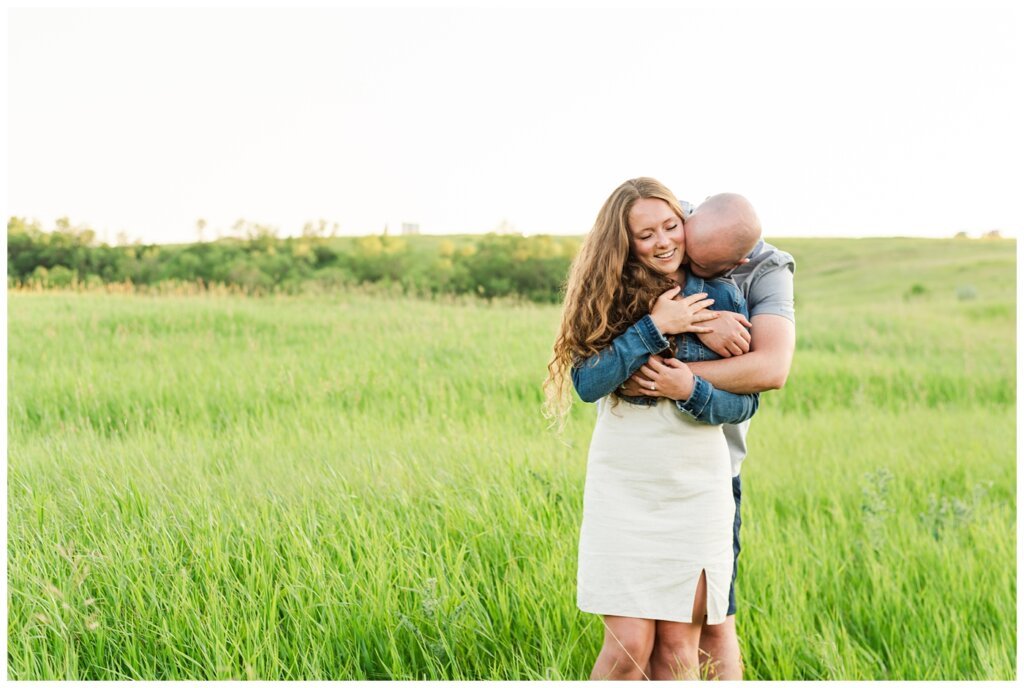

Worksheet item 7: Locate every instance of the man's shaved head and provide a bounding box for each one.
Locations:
[684,193,762,278]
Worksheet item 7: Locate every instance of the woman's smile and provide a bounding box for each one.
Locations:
[628,197,686,281]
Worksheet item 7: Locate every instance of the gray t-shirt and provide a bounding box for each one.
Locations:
[682,199,796,474]
[722,239,796,475]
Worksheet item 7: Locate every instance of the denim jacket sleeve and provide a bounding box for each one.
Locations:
[570,314,669,403]
[674,374,759,424]
[672,276,760,425]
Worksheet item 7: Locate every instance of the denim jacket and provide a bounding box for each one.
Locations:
[570,273,759,425]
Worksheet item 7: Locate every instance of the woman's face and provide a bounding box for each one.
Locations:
[627,197,686,281]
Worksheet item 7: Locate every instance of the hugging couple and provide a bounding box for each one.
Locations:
[544,178,796,680]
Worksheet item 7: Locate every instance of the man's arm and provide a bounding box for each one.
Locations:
[686,314,795,394]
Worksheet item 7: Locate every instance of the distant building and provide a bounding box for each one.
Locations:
[494,219,518,235]
[401,222,420,235]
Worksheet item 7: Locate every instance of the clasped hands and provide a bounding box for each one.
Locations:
[649,286,752,358]
[620,355,696,400]
[620,285,754,399]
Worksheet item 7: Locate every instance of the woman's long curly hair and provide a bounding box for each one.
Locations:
[543,177,687,426]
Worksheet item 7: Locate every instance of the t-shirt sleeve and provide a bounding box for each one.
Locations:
[747,258,795,322]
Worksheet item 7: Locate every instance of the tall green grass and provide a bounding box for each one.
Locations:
[7,238,1015,679]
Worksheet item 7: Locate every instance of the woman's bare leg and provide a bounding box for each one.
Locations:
[590,615,656,680]
[699,615,742,680]
[649,571,709,680]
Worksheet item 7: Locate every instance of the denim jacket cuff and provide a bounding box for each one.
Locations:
[633,315,670,354]
[675,374,712,418]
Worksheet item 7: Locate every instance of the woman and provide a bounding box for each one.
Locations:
[543,178,758,680]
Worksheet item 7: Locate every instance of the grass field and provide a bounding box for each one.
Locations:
[6,237,1016,679]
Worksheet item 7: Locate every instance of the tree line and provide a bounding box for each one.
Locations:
[7,217,581,303]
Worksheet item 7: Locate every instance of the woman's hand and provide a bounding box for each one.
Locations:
[649,286,718,336]
[622,356,696,401]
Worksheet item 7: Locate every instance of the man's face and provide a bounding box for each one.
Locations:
[683,212,743,279]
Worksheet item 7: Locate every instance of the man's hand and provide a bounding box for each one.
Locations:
[696,311,753,358]
[620,356,696,400]
[619,366,660,397]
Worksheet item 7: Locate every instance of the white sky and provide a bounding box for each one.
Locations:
[6,3,1023,243]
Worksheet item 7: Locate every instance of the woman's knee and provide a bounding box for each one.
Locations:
[595,641,654,679]
[653,637,700,664]
[602,634,654,665]
[652,619,702,667]
[650,639,701,680]
[600,619,655,668]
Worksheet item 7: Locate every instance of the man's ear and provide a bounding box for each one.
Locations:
[733,258,751,269]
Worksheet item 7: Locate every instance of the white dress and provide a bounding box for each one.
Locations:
[576,395,735,624]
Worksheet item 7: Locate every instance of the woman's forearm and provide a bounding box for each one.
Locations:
[570,315,670,402]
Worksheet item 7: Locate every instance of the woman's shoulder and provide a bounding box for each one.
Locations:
[684,272,744,309]
[707,276,743,299]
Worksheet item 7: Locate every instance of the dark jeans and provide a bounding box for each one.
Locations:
[727,474,741,616]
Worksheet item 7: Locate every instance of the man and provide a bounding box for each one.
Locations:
[624,193,796,680]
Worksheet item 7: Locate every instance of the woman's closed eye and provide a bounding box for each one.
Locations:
[640,225,678,240]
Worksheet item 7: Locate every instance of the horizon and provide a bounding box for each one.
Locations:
[11,214,1014,248]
